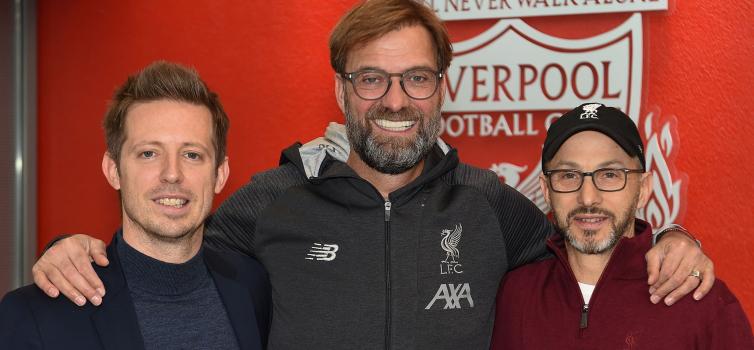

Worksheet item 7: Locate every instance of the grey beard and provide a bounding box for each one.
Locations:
[344,99,441,175]
[558,203,636,255]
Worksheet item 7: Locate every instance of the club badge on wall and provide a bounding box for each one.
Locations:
[438,5,687,230]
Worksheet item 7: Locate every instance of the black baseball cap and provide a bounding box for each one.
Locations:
[542,103,645,171]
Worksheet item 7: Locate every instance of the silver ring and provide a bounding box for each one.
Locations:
[689,270,701,279]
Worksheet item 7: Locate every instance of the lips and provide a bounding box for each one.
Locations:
[151,188,192,210]
[572,215,609,230]
[372,119,417,132]
[373,119,416,131]
[365,103,423,134]
[155,197,188,208]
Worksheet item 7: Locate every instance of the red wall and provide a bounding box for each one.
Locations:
[37,1,754,323]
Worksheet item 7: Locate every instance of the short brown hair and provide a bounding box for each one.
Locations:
[103,61,229,169]
[329,0,453,74]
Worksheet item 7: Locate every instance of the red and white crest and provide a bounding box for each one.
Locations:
[440,13,687,228]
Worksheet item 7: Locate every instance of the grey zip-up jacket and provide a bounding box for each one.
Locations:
[204,123,553,349]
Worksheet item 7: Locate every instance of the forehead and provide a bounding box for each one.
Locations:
[123,99,213,147]
[346,24,436,72]
[550,131,637,169]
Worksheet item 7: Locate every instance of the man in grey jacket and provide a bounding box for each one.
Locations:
[32,1,713,349]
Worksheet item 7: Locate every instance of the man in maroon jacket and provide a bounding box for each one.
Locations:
[491,103,754,349]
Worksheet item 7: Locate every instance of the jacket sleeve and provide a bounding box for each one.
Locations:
[0,290,44,349]
[453,164,553,269]
[204,163,304,257]
[488,178,554,269]
[707,283,754,349]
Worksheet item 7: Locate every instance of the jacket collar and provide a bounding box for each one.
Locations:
[204,247,264,350]
[90,232,146,350]
[91,232,262,350]
[280,122,459,203]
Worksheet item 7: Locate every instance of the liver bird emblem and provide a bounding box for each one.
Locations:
[441,224,463,263]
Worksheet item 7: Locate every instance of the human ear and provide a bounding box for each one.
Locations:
[102,152,121,190]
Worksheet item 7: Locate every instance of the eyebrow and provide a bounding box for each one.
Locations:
[129,141,211,152]
[350,65,437,73]
[550,159,629,170]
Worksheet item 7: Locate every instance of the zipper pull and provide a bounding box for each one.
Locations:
[384,201,392,222]
[580,304,589,329]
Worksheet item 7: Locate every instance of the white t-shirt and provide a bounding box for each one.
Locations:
[578,282,595,304]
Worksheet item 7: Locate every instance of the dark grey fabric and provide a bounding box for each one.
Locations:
[118,234,240,350]
[203,143,553,349]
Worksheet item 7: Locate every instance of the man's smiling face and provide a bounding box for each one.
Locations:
[103,99,228,243]
[337,24,444,174]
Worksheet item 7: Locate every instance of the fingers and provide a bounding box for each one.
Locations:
[90,239,110,267]
[646,240,685,300]
[46,263,88,306]
[660,275,700,306]
[86,238,109,297]
[71,253,105,301]
[31,234,107,307]
[693,258,716,300]
[647,236,706,305]
[645,248,663,286]
[32,264,59,298]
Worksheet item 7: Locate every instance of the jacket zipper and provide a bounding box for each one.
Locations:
[384,201,392,350]
[580,304,589,329]
[548,237,632,338]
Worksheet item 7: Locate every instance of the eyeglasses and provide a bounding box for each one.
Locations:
[341,68,443,100]
[543,168,644,193]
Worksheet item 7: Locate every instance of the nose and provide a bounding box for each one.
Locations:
[577,175,602,207]
[381,77,411,112]
[160,155,184,184]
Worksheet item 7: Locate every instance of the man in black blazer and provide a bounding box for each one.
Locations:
[0,61,270,350]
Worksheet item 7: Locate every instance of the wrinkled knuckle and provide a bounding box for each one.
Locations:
[658,270,671,281]
[60,264,77,276]
[73,259,90,269]
[80,286,95,296]
[59,238,74,248]
[676,239,690,249]
[43,247,60,259]
[670,275,686,286]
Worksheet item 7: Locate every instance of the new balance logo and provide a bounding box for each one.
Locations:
[305,243,339,261]
[424,283,474,310]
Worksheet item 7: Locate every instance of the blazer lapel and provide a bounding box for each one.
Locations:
[91,237,146,350]
[205,250,262,350]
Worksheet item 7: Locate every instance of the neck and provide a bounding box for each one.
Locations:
[346,152,424,199]
[565,220,636,285]
[565,245,613,285]
[121,220,203,264]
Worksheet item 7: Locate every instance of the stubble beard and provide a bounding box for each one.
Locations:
[555,193,639,255]
[344,96,442,175]
[121,184,202,245]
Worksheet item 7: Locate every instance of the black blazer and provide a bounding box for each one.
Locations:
[0,233,271,350]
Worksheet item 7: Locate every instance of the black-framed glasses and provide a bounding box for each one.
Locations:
[543,168,645,193]
[341,68,443,100]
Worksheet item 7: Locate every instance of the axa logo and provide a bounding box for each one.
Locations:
[425,283,474,310]
[440,224,463,274]
[580,103,602,119]
[305,243,339,261]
